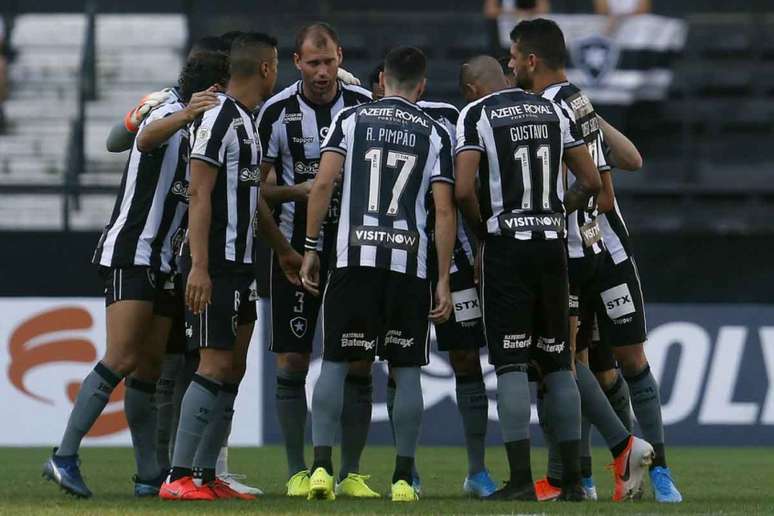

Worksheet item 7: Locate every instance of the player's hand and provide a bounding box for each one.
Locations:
[300,251,321,296]
[184,87,220,121]
[125,88,173,132]
[294,180,314,201]
[429,276,452,323]
[337,67,361,86]
[278,248,303,287]
[185,265,212,315]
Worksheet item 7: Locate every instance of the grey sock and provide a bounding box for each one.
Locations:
[392,367,423,458]
[576,362,630,450]
[538,392,563,481]
[170,374,220,470]
[193,383,237,472]
[125,377,160,480]
[543,370,582,442]
[495,369,531,442]
[625,365,665,453]
[170,353,198,456]
[455,374,488,475]
[156,354,184,471]
[276,367,309,477]
[57,362,123,456]
[605,371,634,432]
[339,375,372,479]
[311,361,349,448]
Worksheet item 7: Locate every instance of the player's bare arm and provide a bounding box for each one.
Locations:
[596,171,615,213]
[598,116,643,171]
[255,197,302,287]
[429,181,455,324]
[186,159,217,315]
[136,88,219,153]
[563,145,602,214]
[454,150,486,241]
[300,150,343,296]
[259,162,314,205]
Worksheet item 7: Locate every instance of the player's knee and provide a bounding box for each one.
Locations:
[277,352,310,374]
[594,368,619,391]
[614,343,648,376]
[197,350,234,381]
[575,348,589,365]
[449,350,481,376]
[101,352,138,376]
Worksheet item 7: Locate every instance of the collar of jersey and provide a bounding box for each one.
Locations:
[221,92,252,114]
[380,95,419,108]
[296,80,343,110]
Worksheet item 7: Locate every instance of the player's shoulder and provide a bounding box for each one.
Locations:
[417,100,460,124]
[340,81,373,104]
[258,81,300,121]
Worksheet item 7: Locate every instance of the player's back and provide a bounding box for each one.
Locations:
[457,87,584,240]
[322,95,454,279]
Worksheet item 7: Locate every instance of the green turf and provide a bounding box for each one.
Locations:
[2,446,772,514]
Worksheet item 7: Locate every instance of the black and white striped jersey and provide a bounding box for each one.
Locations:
[321,96,455,279]
[257,80,371,255]
[456,88,584,241]
[93,89,190,273]
[541,81,610,258]
[598,144,634,264]
[418,100,475,276]
[189,92,262,268]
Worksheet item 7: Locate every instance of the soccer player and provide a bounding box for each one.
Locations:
[506,18,655,502]
[158,32,300,501]
[301,46,454,503]
[41,50,229,499]
[256,22,376,498]
[585,119,683,503]
[455,43,601,501]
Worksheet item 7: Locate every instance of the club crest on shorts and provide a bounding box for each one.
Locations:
[290,316,307,338]
[570,34,620,86]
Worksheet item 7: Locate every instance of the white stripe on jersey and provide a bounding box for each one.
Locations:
[599,198,631,264]
[98,146,143,265]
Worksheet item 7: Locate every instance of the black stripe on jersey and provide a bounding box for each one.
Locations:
[283,95,309,252]
[108,150,167,264]
[459,102,485,152]
[199,109,232,168]
[234,119,254,262]
[148,134,188,270]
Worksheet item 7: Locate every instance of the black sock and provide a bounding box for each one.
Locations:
[504,439,533,487]
[651,442,667,469]
[198,467,216,484]
[580,456,593,479]
[312,446,333,475]
[392,455,414,484]
[547,476,562,488]
[610,435,630,458]
[558,440,581,487]
[169,466,192,482]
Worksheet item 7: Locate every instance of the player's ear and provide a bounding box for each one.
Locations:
[336,46,343,65]
[417,78,427,99]
[378,71,385,93]
[293,53,302,72]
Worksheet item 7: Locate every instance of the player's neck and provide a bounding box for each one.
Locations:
[301,80,338,106]
[532,69,568,94]
[383,87,418,104]
[227,79,263,111]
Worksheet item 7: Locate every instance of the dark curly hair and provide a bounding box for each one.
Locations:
[178,51,230,103]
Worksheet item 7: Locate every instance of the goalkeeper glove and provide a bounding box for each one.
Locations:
[123,88,174,133]
[336,67,361,86]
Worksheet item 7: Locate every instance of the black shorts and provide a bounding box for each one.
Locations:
[158,274,186,354]
[180,261,258,351]
[252,238,272,299]
[481,237,571,376]
[593,254,648,348]
[433,269,485,352]
[99,266,173,317]
[269,252,327,354]
[322,267,431,366]
[569,253,605,354]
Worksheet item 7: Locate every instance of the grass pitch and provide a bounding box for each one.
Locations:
[2,445,772,514]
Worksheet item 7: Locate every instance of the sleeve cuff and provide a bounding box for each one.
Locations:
[262,155,277,164]
[321,146,347,156]
[430,176,455,185]
[455,144,485,155]
[190,154,223,168]
[564,139,585,150]
[599,165,612,173]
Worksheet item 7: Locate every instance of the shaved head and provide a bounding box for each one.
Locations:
[459,55,509,102]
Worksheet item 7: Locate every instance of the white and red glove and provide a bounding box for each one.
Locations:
[123,88,174,133]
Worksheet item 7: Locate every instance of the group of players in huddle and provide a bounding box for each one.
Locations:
[41,19,683,504]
